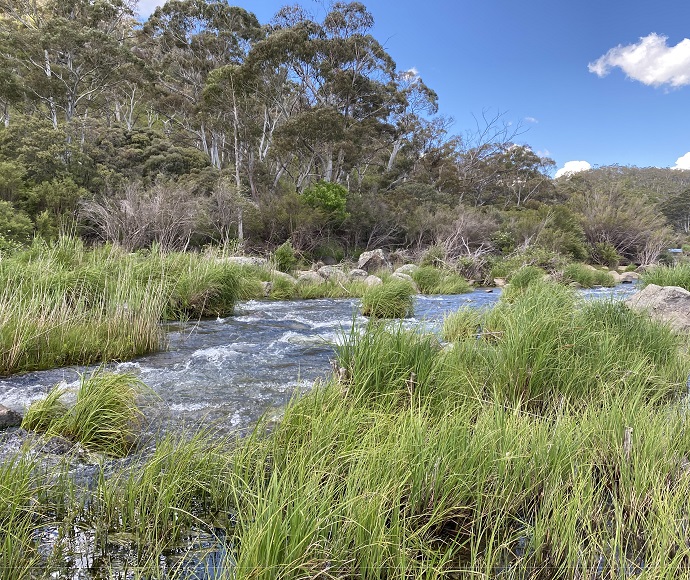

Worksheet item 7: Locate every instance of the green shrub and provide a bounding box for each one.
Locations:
[420,245,445,267]
[361,279,414,318]
[274,240,297,273]
[592,241,621,268]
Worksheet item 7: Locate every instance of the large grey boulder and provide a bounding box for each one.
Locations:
[357,249,392,273]
[348,268,369,280]
[317,265,347,282]
[625,284,690,332]
[0,404,22,429]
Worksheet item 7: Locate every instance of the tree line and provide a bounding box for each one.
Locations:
[1,0,689,264]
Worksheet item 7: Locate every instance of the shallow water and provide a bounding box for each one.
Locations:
[0,285,639,440]
[0,284,640,578]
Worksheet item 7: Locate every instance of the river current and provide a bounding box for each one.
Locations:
[0,285,638,442]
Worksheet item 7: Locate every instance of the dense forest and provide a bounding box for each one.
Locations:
[1,0,690,265]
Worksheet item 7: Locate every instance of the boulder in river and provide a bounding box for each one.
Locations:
[0,404,22,429]
[357,249,392,273]
[625,284,690,332]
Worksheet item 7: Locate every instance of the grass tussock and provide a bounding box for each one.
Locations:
[642,263,690,290]
[563,262,616,287]
[411,265,472,294]
[0,238,242,374]
[22,369,153,456]
[361,279,415,318]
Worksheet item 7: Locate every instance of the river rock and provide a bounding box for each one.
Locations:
[296,271,324,285]
[363,275,383,287]
[625,284,690,332]
[395,264,419,276]
[348,268,369,280]
[317,265,347,282]
[357,249,392,273]
[223,256,269,268]
[0,405,22,429]
[608,270,622,284]
[493,277,507,288]
[620,272,640,283]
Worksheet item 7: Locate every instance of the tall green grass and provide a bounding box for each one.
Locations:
[361,279,415,318]
[3,278,690,578]
[22,369,153,456]
[563,262,616,287]
[642,263,690,290]
[0,238,241,374]
[411,265,472,294]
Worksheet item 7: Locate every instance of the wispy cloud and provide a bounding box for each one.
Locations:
[555,160,591,179]
[524,116,539,124]
[589,33,690,88]
[672,152,690,170]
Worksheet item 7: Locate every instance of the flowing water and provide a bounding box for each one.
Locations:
[0,285,639,578]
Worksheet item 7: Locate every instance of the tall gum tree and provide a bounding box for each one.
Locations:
[0,0,139,138]
[140,0,261,169]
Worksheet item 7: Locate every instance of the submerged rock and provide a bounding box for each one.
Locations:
[625,284,690,332]
[0,404,22,429]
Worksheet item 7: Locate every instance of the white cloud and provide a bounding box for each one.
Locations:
[400,67,420,81]
[524,116,539,124]
[672,152,690,170]
[537,149,551,158]
[589,33,690,87]
[136,0,166,18]
[555,160,591,179]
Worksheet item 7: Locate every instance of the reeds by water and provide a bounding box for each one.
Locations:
[4,278,690,578]
[0,238,242,374]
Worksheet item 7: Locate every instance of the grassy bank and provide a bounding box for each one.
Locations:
[4,279,690,577]
[0,238,242,375]
[642,263,690,290]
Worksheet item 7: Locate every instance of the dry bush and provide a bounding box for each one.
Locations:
[81,182,201,251]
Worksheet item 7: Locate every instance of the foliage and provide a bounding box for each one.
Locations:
[361,279,415,318]
[507,265,545,288]
[411,266,471,294]
[642,263,690,290]
[563,262,616,288]
[273,239,298,273]
[22,370,152,456]
[301,181,349,223]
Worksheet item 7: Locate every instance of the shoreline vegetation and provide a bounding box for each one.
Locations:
[4,276,690,577]
[0,236,642,376]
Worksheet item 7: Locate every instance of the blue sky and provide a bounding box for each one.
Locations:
[138,0,690,175]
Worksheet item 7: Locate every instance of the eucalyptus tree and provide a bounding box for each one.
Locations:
[0,0,139,135]
[140,0,262,169]
[248,2,400,187]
